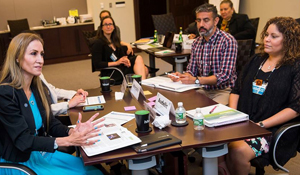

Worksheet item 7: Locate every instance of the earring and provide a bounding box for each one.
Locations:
[16,59,19,63]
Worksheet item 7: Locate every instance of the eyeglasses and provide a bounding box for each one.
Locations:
[103,23,113,27]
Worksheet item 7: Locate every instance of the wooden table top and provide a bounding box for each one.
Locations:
[69,85,271,165]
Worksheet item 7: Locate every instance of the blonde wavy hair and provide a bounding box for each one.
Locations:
[259,17,300,66]
[0,33,50,131]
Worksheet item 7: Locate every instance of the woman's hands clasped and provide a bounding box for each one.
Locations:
[117,56,131,67]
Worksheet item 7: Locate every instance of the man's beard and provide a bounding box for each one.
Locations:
[198,26,214,37]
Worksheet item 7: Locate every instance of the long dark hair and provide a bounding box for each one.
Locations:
[96,16,121,48]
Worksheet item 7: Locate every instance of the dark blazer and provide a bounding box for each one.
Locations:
[184,22,199,38]
[217,13,256,40]
[0,80,68,162]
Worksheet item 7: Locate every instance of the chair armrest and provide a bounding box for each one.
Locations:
[0,163,37,175]
[270,121,300,172]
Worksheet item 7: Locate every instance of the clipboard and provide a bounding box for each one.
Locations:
[132,131,181,153]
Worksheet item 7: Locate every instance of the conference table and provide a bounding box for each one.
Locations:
[135,44,191,77]
[69,84,271,175]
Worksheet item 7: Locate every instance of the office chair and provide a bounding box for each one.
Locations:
[251,121,300,175]
[82,30,98,53]
[236,39,253,76]
[296,18,300,24]
[0,163,37,175]
[152,13,177,35]
[7,18,30,38]
[249,17,260,37]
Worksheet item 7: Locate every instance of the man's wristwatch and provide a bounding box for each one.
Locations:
[195,77,200,85]
[259,121,265,128]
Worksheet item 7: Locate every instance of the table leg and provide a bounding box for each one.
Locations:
[174,56,187,73]
[149,54,156,77]
[128,155,156,175]
[201,143,228,175]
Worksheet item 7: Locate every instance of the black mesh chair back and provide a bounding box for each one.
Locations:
[236,39,253,76]
[7,18,30,38]
[82,30,98,52]
[152,13,177,35]
[296,18,300,24]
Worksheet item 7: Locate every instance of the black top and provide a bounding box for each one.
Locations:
[0,78,68,162]
[231,54,300,134]
[91,38,136,84]
[217,13,256,40]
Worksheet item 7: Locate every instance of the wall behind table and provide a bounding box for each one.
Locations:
[240,0,300,43]
[0,0,88,31]
[87,0,136,43]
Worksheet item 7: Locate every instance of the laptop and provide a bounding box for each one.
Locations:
[147,32,175,53]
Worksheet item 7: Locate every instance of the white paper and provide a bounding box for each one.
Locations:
[82,124,141,156]
[78,96,106,106]
[130,79,142,100]
[154,92,175,116]
[115,92,124,100]
[142,76,200,92]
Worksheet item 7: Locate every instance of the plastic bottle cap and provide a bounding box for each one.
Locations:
[178,102,183,106]
[196,108,201,113]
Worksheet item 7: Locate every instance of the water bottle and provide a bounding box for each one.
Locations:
[153,30,158,43]
[178,27,183,43]
[193,108,205,130]
[175,102,186,124]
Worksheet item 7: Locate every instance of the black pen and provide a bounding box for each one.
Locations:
[140,137,172,147]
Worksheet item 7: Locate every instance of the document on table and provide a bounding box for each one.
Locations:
[78,95,106,106]
[186,104,249,127]
[142,76,200,92]
[100,111,135,126]
[82,124,141,156]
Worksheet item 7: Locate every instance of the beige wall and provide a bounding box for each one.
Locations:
[0,0,88,31]
[239,0,300,42]
[87,0,136,43]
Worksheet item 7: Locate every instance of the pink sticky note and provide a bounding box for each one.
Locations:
[124,106,136,111]
[148,96,157,102]
[147,101,156,107]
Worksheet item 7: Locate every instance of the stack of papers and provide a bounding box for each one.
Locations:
[133,38,153,45]
[186,104,249,127]
[79,96,106,106]
[142,76,199,92]
[82,124,141,156]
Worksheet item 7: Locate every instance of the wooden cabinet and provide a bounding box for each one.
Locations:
[0,33,10,67]
[0,23,94,66]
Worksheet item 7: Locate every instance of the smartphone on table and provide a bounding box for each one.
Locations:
[83,105,104,112]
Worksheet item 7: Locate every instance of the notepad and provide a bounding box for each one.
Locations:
[78,95,106,106]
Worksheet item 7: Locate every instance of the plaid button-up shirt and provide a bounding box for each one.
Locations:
[186,28,237,90]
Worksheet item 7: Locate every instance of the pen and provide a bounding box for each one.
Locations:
[165,72,180,78]
[209,105,218,114]
[140,137,172,147]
